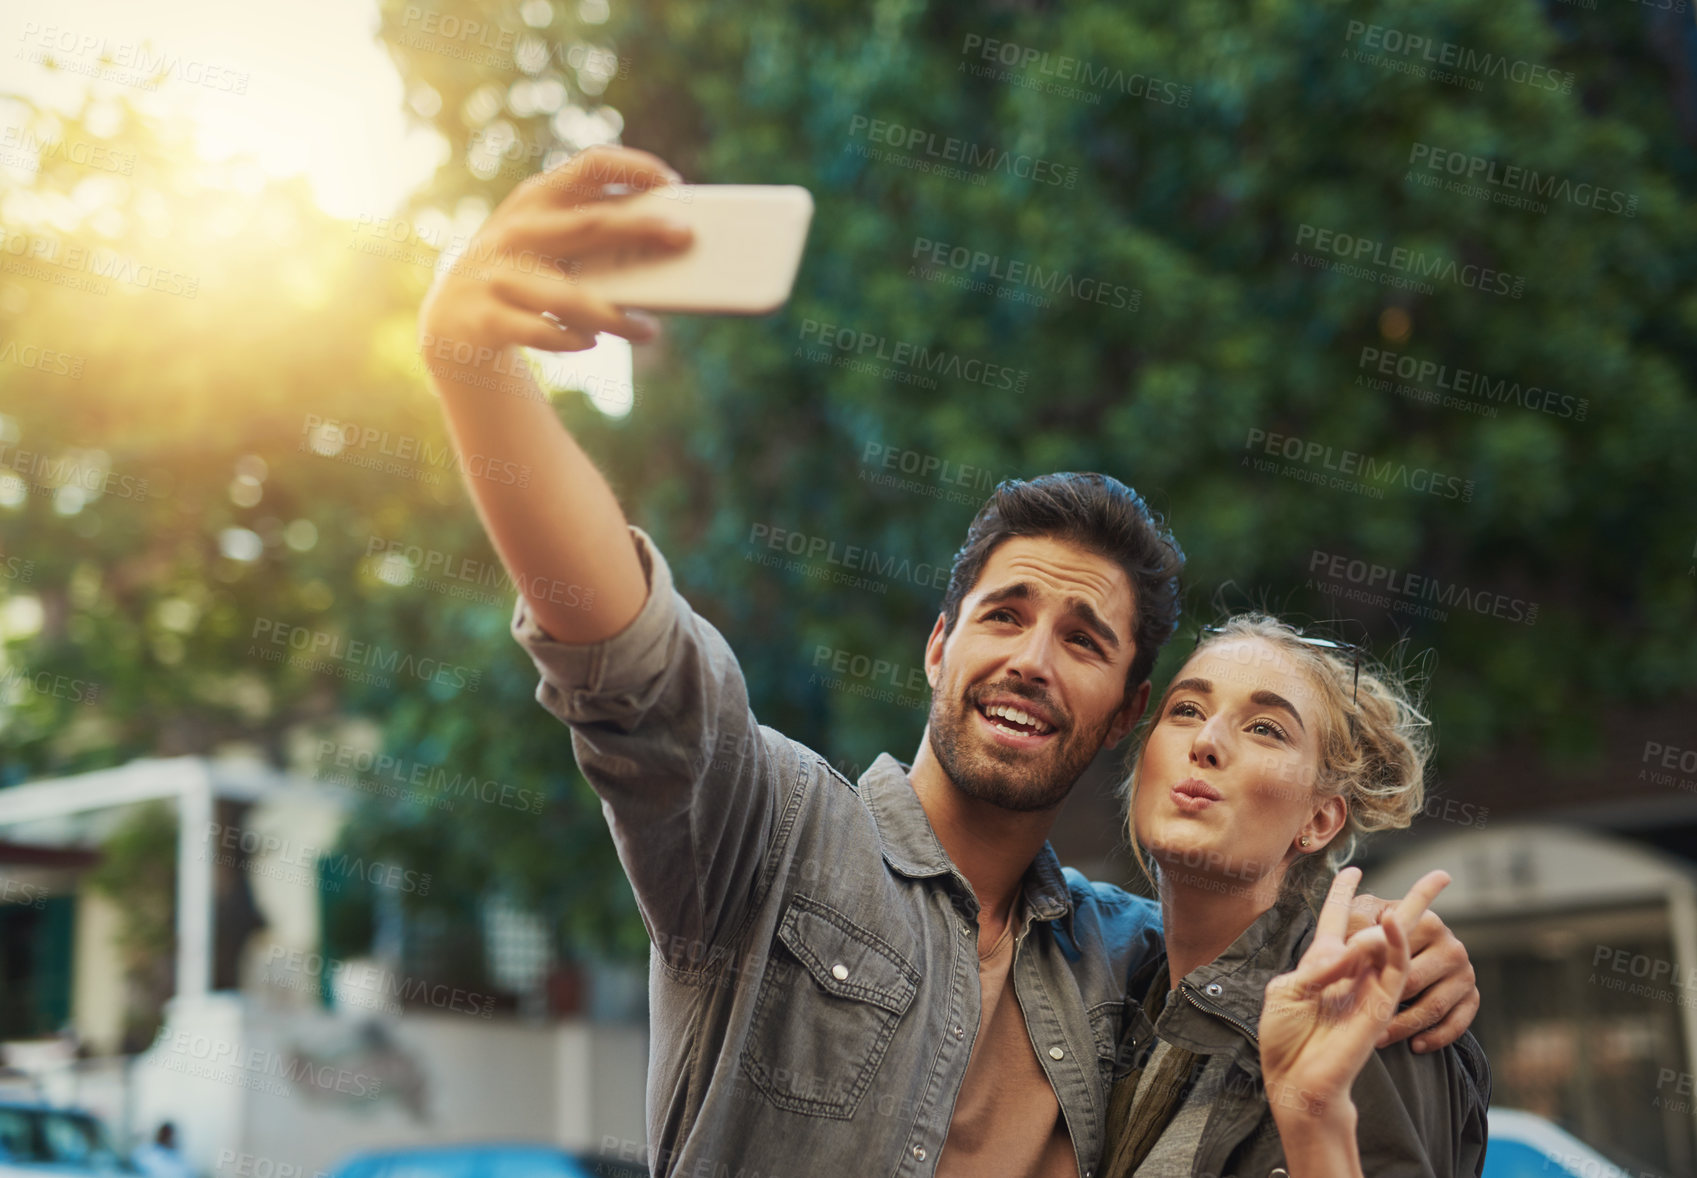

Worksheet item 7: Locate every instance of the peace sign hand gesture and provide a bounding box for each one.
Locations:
[1257,868,1452,1175]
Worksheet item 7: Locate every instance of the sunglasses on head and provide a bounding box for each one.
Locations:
[1194,624,1363,710]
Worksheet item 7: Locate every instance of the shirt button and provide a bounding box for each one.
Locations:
[831,963,849,981]
[952,1024,964,1038]
[959,923,970,936]
[1205,982,1224,997]
[1048,1046,1064,1060]
[912,1145,927,1161]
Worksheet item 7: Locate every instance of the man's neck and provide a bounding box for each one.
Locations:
[1157,868,1282,988]
[908,729,1059,935]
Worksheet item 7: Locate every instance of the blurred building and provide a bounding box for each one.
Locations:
[0,756,646,1178]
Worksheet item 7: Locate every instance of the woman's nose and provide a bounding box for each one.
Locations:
[1190,722,1225,768]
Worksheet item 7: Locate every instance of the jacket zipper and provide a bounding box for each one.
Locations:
[1177,981,1260,1046]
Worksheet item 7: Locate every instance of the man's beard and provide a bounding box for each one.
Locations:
[927,674,1114,813]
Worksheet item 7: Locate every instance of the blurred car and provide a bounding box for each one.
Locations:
[0,1102,135,1175]
[1485,1108,1642,1178]
[330,1146,645,1178]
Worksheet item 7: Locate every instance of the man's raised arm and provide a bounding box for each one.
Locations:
[416,145,693,642]
[415,147,803,958]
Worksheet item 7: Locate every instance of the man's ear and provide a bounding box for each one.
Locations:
[1105,680,1150,748]
[924,613,948,690]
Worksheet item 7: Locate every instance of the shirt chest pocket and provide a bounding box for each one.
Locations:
[1091,998,1147,1087]
[739,893,920,1120]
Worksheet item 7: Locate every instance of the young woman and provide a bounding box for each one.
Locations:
[1098,614,1490,1177]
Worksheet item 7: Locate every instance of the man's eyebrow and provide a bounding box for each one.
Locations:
[1250,689,1307,733]
[977,582,1122,651]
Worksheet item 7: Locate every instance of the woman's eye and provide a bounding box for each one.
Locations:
[1248,719,1289,742]
[1168,700,1201,719]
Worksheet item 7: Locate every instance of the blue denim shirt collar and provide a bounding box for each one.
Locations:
[858,753,1076,932]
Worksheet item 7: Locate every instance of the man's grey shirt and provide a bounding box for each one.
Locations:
[512,527,1164,1178]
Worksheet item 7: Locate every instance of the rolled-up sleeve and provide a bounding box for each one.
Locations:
[511,525,800,961]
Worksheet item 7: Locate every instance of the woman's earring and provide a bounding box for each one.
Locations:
[1299,836,1312,848]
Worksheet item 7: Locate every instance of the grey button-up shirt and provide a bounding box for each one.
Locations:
[512,527,1164,1178]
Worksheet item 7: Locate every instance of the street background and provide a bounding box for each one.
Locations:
[0,0,1694,1174]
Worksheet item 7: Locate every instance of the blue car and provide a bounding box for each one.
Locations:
[331,1146,644,1178]
[0,1102,135,1175]
[1483,1109,1640,1178]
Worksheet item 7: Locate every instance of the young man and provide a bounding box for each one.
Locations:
[417,146,1481,1178]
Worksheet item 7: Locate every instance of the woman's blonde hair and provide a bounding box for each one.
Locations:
[1119,612,1434,903]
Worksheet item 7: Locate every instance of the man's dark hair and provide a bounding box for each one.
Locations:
[940,473,1185,695]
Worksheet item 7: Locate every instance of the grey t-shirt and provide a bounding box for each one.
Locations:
[1125,1040,1235,1177]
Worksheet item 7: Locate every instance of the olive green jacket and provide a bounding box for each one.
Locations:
[1100,893,1491,1178]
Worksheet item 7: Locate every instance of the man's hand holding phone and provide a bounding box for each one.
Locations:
[413,144,813,640]
[419,145,692,360]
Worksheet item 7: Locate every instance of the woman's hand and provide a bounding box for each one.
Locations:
[1258,868,1451,1172]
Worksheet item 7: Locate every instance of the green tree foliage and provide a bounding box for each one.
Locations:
[379,0,1695,771]
[0,90,638,959]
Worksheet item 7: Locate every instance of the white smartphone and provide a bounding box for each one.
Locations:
[570,184,815,315]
